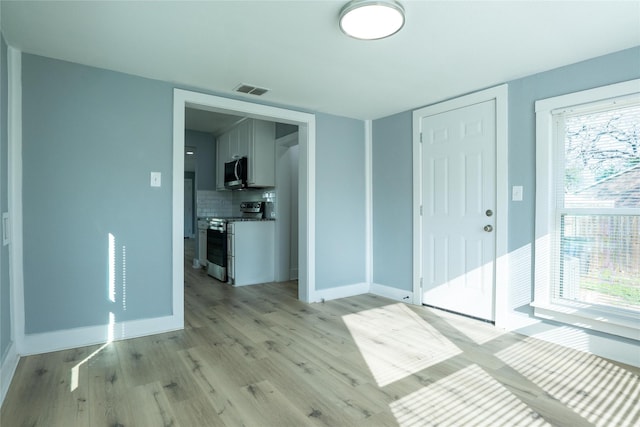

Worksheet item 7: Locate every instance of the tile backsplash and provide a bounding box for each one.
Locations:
[197,189,276,218]
[196,190,233,217]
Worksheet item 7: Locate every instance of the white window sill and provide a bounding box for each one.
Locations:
[531,301,640,341]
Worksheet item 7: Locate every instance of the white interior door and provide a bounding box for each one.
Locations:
[420,100,496,321]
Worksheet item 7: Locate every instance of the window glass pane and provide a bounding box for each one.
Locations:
[552,95,640,315]
[563,103,640,208]
[558,214,640,312]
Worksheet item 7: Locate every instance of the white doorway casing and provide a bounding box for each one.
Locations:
[412,85,509,328]
[172,90,316,325]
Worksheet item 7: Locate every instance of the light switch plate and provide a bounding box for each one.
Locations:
[512,185,523,201]
[150,172,162,187]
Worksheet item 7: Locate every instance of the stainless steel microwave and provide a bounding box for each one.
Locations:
[224,157,247,190]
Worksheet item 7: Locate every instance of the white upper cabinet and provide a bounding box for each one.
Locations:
[216,119,275,189]
[234,119,250,160]
[247,119,275,187]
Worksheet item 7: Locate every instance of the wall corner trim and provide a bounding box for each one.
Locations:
[7,46,25,354]
[364,120,373,286]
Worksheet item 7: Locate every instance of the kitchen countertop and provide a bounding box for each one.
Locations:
[199,217,274,221]
[197,217,275,228]
[226,218,275,222]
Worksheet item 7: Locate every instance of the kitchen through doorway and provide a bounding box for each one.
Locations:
[182,107,300,290]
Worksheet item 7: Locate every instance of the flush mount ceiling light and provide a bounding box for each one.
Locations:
[339,0,405,40]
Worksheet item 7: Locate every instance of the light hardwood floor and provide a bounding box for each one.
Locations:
[2,240,639,426]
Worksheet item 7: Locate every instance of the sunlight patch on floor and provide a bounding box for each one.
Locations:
[70,312,115,391]
[496,337,640,427]
[342,303,462,387]
[390,364,551,427]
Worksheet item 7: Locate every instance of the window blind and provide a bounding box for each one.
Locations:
[554,102,640,312]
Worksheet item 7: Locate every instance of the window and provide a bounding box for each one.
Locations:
[534,80,640,340]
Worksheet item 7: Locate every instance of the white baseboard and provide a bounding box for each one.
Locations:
[311,282,414,305]
[21,314,183,356]
[311,282,370,303]
[370,283,413,303]
[1,342,19,407]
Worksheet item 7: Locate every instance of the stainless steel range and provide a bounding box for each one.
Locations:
[206,201,268,281]
[206,218,228,281]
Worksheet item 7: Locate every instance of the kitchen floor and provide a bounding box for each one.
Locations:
[2,245,638,425]
[184,237,200,271]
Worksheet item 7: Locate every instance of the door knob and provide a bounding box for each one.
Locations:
[486,209,493,217]
[484,225,493,232]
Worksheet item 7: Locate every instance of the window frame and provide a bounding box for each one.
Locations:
[533,79,640,341]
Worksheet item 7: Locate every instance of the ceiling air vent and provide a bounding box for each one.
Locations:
[234,83,269,96]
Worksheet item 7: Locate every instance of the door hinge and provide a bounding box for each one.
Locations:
[420,132,423,143]
[420,205,423,216]
[420,277,423,288]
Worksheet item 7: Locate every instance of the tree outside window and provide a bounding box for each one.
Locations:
[558,102,639,312]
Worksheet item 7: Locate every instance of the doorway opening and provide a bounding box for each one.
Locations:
[172,89,316,325]
[182,110,300,283]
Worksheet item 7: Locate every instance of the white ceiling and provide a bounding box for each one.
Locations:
[2,1,639,120]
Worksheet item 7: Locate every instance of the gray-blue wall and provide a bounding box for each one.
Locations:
[1,34,11,362]
[507,46,640,312]
[22,54,174,333]
[185,130,215,191]
[372,112,412,291]
[371,46,640,324]
[316,113,366,289]
[507,46,640,253]
[12,41,638,345]
[21,53,366,334]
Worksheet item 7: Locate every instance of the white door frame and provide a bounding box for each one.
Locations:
[412,85,509,328]
[172,89,316,328]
